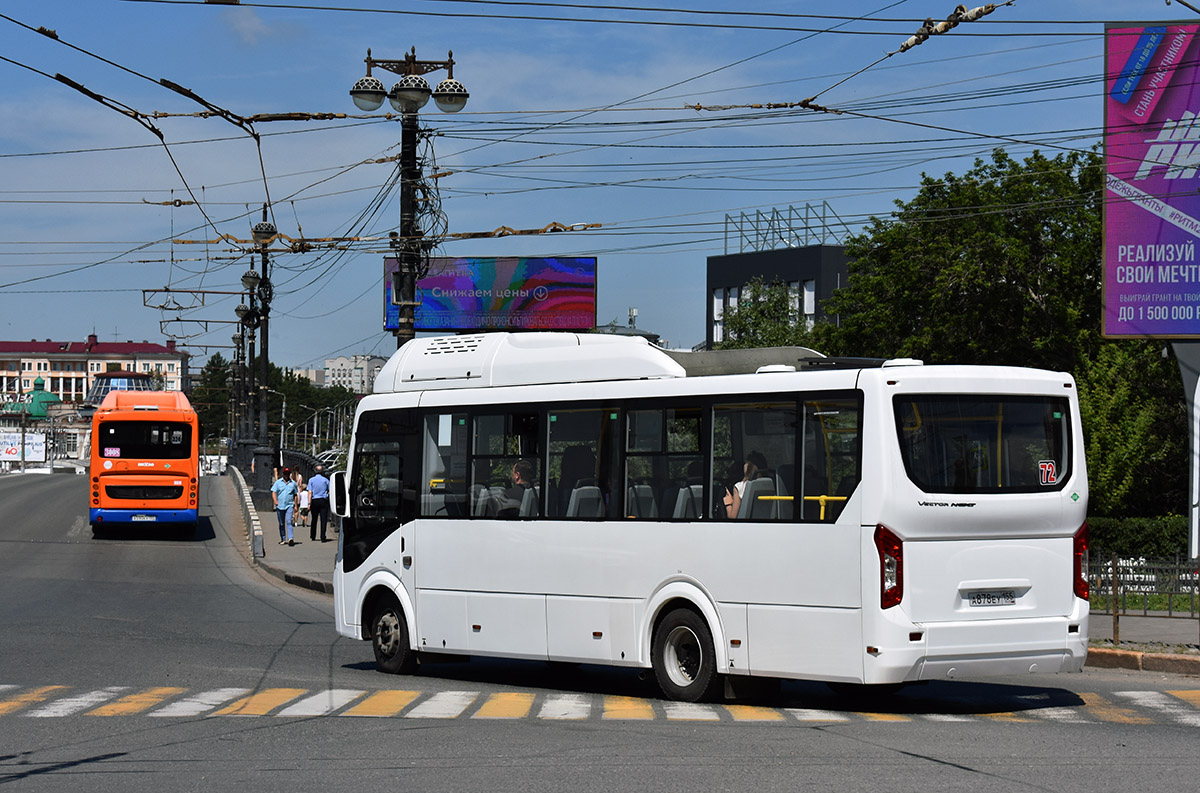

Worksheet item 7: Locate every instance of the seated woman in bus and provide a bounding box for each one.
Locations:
[498,459,536,518]
[728,451,770,519]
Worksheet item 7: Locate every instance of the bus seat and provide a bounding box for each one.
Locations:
[672,484,703,519]
[775,464,795,519]
[519,486,540,517]
[627,485,658,518]
[738,477,776,519]
[566,485,604,518]
[559,445,596,513]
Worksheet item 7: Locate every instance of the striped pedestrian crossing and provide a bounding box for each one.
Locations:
[3,684,1200,725]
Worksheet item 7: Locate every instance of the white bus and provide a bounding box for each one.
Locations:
[331,332,1089,702]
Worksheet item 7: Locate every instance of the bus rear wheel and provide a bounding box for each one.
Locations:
[371,598,417,675]
[652,608,719,702]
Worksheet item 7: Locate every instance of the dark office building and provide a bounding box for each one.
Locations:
[705,244,849,350]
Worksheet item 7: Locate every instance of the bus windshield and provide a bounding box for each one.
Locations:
[894,395,1070,494]
[97,421,193,460]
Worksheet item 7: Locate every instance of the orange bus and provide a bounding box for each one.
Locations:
[89,390,200,534]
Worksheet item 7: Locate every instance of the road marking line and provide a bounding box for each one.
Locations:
[213,688,307,716]
[1026,707,1088,723]
[342,690,419,717]
[785,708,850,722]
[0,686,71,717]
[88,687,188,716]
[537,694,590,720]
[1167,690,1200,709]
[26,687,129,717]
[1116,690,1200,726]
[474,692,536,719]
[663,702,720,721]
[725,704,784,722]
[150,688,252,717]
[859,712,911,722]
[602,695,655,720]
[1078,692,1153,724]
[405,691,479,719]
[922,714,973,722]
[277,689,366,717]
[979,712,1034,723]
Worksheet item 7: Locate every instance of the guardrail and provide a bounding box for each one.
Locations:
[1090,551,1200,619]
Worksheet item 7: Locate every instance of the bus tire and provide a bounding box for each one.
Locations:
[371,597,417,675]
[652,608,719,702]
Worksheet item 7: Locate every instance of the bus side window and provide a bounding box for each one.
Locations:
[801,397,861,522]
[712,401,797,521]
[547,408,619,518]
[625,406,702,519]
[421,412,469,518]
[471,410,542,518]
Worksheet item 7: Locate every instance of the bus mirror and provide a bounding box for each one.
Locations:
[331,470,348,518]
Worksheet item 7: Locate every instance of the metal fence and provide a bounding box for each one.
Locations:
[1089,550,1200,619]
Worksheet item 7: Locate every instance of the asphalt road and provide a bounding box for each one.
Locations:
[2,472,1200,792]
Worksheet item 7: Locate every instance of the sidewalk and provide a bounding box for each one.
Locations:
[254,503,338,594]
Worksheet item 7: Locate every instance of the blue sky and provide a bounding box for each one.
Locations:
[0,0,1184,368]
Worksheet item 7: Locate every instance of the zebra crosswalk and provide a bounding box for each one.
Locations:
[3,684,1200,725]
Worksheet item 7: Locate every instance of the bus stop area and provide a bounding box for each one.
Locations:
[226,467,1200,678]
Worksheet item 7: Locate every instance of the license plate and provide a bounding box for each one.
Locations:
[130,515,156,522]
[969,590,1016,607]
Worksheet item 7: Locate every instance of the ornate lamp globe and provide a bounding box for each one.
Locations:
[388,74,431,113]
[350,75,387,111]
[251,221,277,245]
[432,78,469,113]
[240,269,261,292]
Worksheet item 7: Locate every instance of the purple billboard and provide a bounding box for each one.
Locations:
[385,256,597,332]
[1105,23,1200,337]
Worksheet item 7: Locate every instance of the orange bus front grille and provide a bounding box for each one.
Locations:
[104,485,184,500]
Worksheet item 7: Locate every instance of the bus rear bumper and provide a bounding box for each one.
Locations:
[867,611,1089,683]
[90,508,198,525]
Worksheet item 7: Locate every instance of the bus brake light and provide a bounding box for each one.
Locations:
[874,524,903,609]
[1073,522,1089,600]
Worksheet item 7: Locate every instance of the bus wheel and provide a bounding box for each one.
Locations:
[371,598,416,675]
[652,608,719,702]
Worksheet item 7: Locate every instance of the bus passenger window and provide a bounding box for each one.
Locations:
[421,412,469,518]
[625,406,701,519]
[801,398,861,522]
[712,401,797,521]
[471,411,542,518]
[547,409,619,518]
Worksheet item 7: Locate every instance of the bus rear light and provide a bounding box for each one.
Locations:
[1073,522,1089,600]
[874,524,904,609]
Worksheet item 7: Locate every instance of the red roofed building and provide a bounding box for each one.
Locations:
[0,334,188,404]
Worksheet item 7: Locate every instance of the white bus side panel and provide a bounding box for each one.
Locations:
[407,514,860,671]
[746,605,863,682]
[546,596,639,664]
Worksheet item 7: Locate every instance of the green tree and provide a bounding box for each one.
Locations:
[716,277,817,350]
[806,147,1185,521]
[190,352,230,448]
[815,148,1103,370]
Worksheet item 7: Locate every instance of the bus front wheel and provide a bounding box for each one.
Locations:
[652,608,719,702]
[371,598,417,675]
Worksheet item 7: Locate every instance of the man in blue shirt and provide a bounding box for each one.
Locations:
[308,465,332,542]
[271,467,299,546]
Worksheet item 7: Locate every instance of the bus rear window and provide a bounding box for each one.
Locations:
[98,421,192,460]
[894,395,1070,494]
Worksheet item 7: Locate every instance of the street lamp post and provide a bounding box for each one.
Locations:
[350,47,468,348]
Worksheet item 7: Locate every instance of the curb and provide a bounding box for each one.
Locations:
[1087,647,1200,676]
[229,466,264,558]
[255,560,334,595]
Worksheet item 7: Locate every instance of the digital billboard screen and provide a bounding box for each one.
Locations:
[385,256,597,332]
[1104,23,1200,337]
